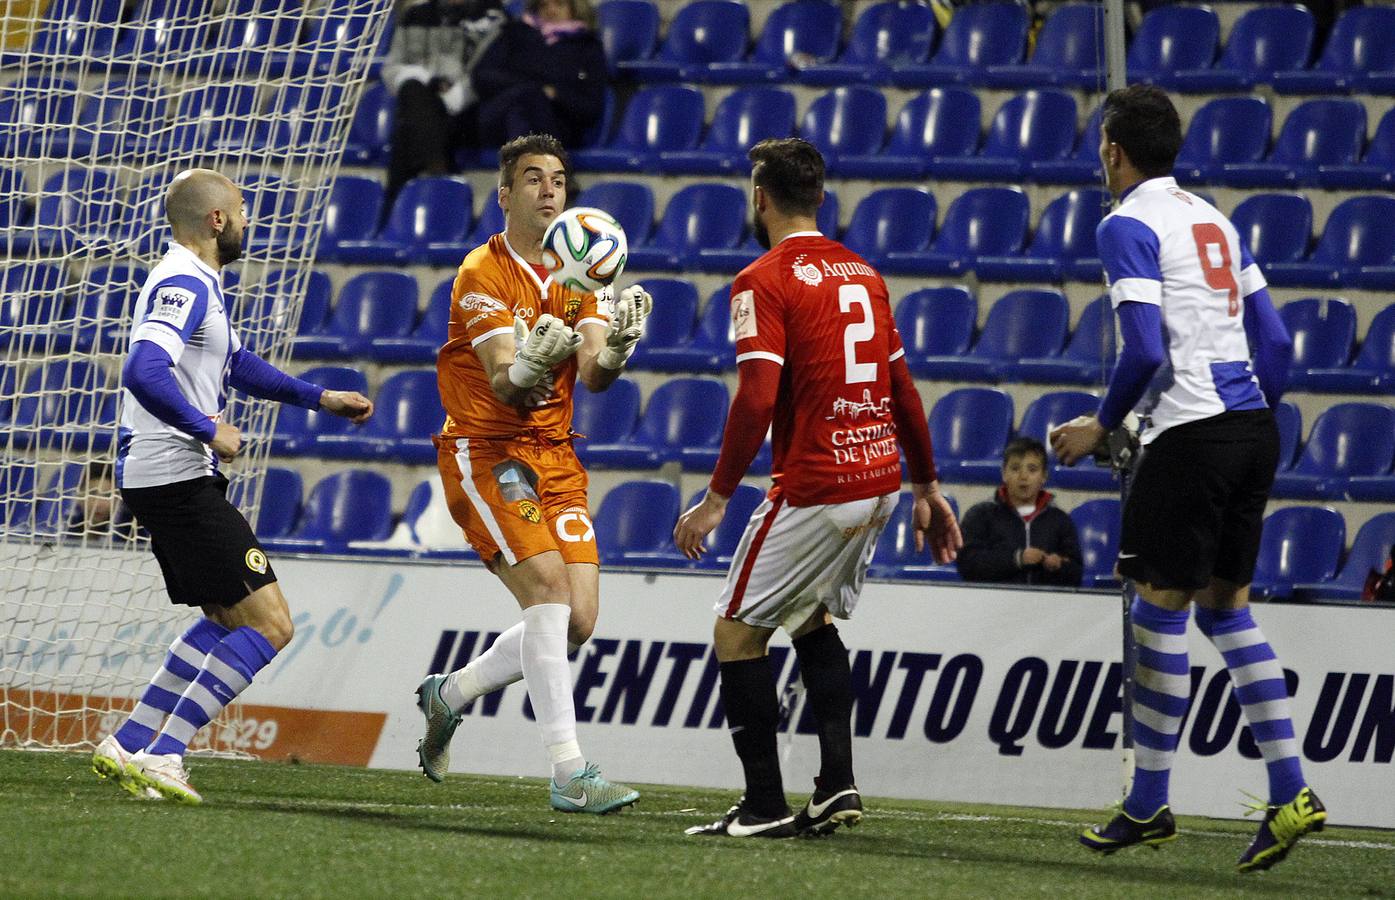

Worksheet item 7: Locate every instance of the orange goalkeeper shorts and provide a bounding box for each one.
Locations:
[434,434,598,568]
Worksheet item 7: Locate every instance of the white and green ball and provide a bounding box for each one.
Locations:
[541,206,628,293]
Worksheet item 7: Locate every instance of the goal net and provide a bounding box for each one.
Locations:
[0,0,393,754]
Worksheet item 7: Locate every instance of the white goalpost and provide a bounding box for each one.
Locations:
[0,0,394,754]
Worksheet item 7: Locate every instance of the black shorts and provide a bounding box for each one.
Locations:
[120,474,277,608]
[1119,409,1279,591]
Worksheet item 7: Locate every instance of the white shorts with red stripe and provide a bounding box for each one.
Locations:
[716,490,897,630]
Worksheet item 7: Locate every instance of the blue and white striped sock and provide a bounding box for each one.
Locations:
[146,626,277,757]
[1124,597,1192,821]
[113,618,229,753]
[1195,605,1306,806]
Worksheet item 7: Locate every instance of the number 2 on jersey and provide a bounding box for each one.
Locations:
[1191,223,1239,316]
[838,284,877,384]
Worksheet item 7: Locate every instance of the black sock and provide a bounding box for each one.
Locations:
[719,657,787,818]
[792,623,855,790]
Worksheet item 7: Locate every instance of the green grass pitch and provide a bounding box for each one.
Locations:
[2,749,1391,898]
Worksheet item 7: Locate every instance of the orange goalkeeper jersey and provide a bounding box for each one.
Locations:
[437,233,607,441]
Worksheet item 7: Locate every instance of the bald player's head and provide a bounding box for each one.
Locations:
[165,168,246,266]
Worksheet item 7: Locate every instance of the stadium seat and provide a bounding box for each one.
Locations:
[617,0,749,82]
[891,2,1028,86]
[1169,4,1315,91]
[1273,403,1395,499]
[572,377,642,466]
[1318,107,1395,189]
[983,3,1103,89]
[1294,512,1395,601]
[868,491,961,581]
[252,82,350,156]
[20,462,89,537]
[594,480,687,567]
[372,276,452,364]
[685,483,767,570]
[893,286,976,378]
[841,188,936,268]
[1273,401,1302,473]
[33,168,120,254]
[15,0,122,64]
[11,360,114,452]
[597,0,660,74]
[74,264,144,354]
[1030,104,1104,184]
[467,197,505,246]
[1173,97,1271,183]
[298,271,419,360]
[152,83,259,156]
[1316,303,1395,393]
[1280,298,1356,390]
[930,90,1076,181]
[1004,294,1114,385]
[573,181,655,251]
[68,79,168,158]
[1265,196,1395,288]
[210,1,300,76]
[0,263,69,354]
[269,365,368,455]
[335,176,473,265]
[929,288,1069,382]
[314,369,441,464]
[627,279,699,370]
[0,458,40,533]
[797,0,937,86]
[0,167,29,238]
[1070,498,1121,588]
[885,187,1029,276]
[640,183,747,272]
[573,85,705,171]
[343,81,395,165]
[657,87,796,175]
[252,268,330,356]
[583,377,728,469]
[1251,506,1345,600]
[247,467,304,540]
[838,88,980,179]
[799,87,888,174]
[1222,100,1365,188]
[317,176,387,262]
[1273,6,1395,93]
[267,471,394,552]
[1127,5,1220,85]
[702,186,841,272]
[280,0,393,77]
[113,0,207,65]
[927,388,1014,484]
[650,285,738,373]
[1018,390,1112,490]
[977,188,1108,282]
[707,0,841,83]
[1229,193,1313,270]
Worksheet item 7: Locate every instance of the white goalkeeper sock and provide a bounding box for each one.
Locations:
[519,603,585,783]
[442,622,582,713]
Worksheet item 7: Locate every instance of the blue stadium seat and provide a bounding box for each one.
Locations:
[1280,298,1356,390]
[931,90,1076,181]
[12,360,114,452]
[573,181,655,251]
[266,471,394,552]
[247,468,304,540]
[373,276,452,364]
[1170,4,1315,92]
[983,3,1103,89]
[1030,104,1103,184]
[685,483,767,570]
[573,85,705,171]
[595,480,687,567]
[302,271,419,360]
[0,167,29,238]
[334,176,473,265]
[572,377,642,466]
[708,0,841,83]
[269,365,368,455]
[113,0,206,65]
[314,369,441,463]
[1070,498,1121,588]
[868,491,961,581]
[798,0,937,86]
[1294,512,1395,601]
[74,264,144,353]
[584,377,729,469]
[1222,100,1365,188]
[68,80,168,158]
[280,1,392,77]
[657,87,795,174]
[927,387,1014,484]
[977,188,1108,282]
[1273,6,1395,94]
[617,0,749,82]
[33,168,120,254]
[650,285,738,373]
[318,176,387,262]
[1173,97,1271,183]
[21,463,89,537]
[210,2,300,76]
[891,2,1028,87]
[1274,400,1302,473]
[1127,5,1219,84]
[251,268,331,356]
[1266,196,1395,288]
[1318,106,1395,189]
[926,288,1069,382]
[885,186,1029,276]
[1004,294,1114,385]
[841,188,936,268]
[701,187,840,273]
[14,0,122,64]
[800,87,887,174]
[252,82,350,156]
[0,263,69,354]
[0,458,39,533]
[151,83,259,156]
[627,279,700,370]
[839,88,979,180]
[1273,403,1395,500]
[344,82,395,165]
[597,0,660,74]
[467,197,505,246]
[1019,390,1113,490]
[1230,193,1313,271]
[1322,303,1395,393]
[638,183,746,272]
[894,286,976,378]
[1251,506,1345,600]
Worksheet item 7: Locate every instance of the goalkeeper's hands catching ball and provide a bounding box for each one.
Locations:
[598,284,652,370]
[508,313,582,389]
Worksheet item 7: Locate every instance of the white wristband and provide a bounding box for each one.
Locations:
[507,359,543,388]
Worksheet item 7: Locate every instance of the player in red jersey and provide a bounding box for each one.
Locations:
[674,138,962,838]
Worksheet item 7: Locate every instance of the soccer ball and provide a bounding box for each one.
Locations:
[541,206,628,293]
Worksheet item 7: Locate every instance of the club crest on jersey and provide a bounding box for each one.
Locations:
[731,290,757,340]
[517,500,542,523]
[244,548,268,575]
[564,296,582,322]
[791,254,822,286]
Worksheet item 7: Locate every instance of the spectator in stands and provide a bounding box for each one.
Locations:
[471,0,607,151]
[956,437,1082,587]
[381,0,506,199]
[1363,543,1395,602]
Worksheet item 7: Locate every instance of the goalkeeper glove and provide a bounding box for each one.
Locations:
[507,314,581,389]
[598,284,653,370]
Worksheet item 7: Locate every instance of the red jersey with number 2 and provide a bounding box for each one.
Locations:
[731,233,905,507]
